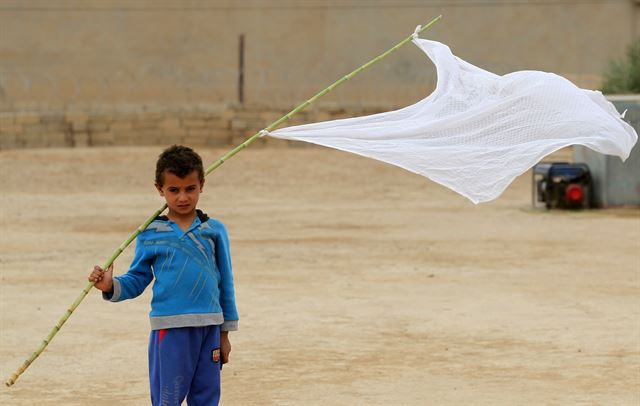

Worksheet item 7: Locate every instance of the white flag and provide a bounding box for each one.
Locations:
[270,39,637,204]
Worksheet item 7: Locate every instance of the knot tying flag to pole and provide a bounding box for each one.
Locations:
[412,25,422,40]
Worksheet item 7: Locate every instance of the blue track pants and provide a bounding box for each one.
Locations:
[148,325,221,406]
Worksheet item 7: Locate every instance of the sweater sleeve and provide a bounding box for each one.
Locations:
[103,236,154,302]
[214,221,239,331]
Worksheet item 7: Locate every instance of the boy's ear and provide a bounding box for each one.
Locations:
[200,179,205,192]
[155,183,164,196]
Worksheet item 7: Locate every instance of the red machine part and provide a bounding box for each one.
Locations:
[565,183,584,204]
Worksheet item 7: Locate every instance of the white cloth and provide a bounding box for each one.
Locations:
[270,39,637,203]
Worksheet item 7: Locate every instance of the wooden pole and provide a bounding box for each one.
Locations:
[5,15,442,387]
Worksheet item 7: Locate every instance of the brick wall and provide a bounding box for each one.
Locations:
[0,104,386,150]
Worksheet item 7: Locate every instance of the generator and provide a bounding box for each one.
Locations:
[532,162,592,209]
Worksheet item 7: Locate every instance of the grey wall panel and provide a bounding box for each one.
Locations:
[574,96,640,207]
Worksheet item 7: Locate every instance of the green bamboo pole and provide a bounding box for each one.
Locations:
[5,15,441,387]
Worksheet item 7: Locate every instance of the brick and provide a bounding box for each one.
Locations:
[194,104,228,115]
[88,119,111,132]
[213,110,233,123]
[46,131,71,148]
[65,113,89,132]
[243,118,266,129]
[111,121,134,131]
[136,129,162,145]
[139,112,164,121]
[113,130,135,145]
[321,104,346,115]
[90,131,115,146]
[204,118,228,130]
[310,112,331,122]
[72,122,88,132]
[259,111,281,123]
[186,130,218,146]
[182,118,210,129]
[0,122,21,134]
[187,128,213,136]
[133,120,158,130]
[160,126,187,141]
[207,131,232,146]
[15,114,40,125]
[229,119,247,131]
[158,132,184,145]
[288,117,310,126]
[40,117,69,132]
[0,115,15,127]
[163,126,187,137]
[159,118,181,130]
[72,131,90,147]
[22,123,45,136]
[235,111,258,120]
[0,133,18,150]
[97,114,115,121]
[22,132,45,148]
[180,111,201,120]
[65,112,89,123]
[182,135,209,146]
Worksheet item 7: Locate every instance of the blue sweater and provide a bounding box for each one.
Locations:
[104,210,239,331]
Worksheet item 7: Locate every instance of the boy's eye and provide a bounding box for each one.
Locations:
[186,186,196,192]
[168,188,179,193]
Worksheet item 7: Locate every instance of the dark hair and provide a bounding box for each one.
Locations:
[155,145,205,186]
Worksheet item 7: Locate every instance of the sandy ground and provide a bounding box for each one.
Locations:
[0,145,638,405]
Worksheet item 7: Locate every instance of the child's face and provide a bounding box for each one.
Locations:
[156,170,204,217]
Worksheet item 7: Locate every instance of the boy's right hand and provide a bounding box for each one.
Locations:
[88,264,114,293]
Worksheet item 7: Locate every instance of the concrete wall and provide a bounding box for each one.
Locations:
[0,0,638,149]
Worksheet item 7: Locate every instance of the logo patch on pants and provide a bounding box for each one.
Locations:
[212,348,221,363]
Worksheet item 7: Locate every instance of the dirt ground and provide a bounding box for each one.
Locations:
[0,145,638,405]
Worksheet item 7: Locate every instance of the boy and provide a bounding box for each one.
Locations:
[89,145,238,406]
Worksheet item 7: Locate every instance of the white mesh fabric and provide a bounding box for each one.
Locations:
[270,39,637,203]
